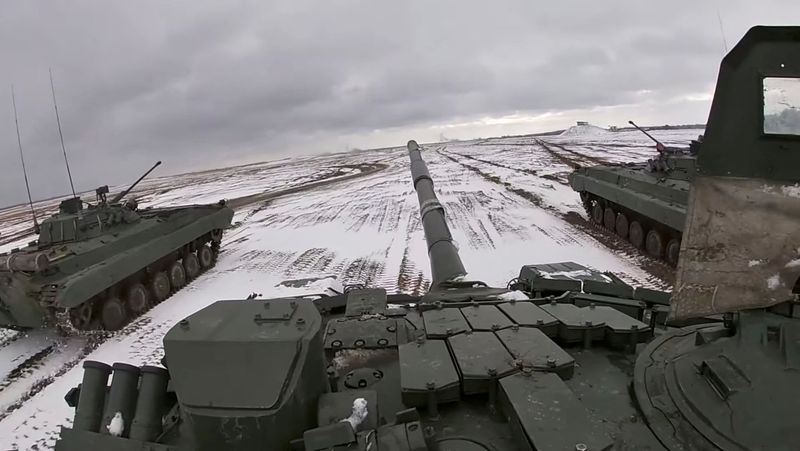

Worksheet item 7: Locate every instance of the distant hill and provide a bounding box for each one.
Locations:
[559,124,609,137]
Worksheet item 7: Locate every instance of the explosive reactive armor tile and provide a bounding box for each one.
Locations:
[422,308,469,338]
[459,304,513,331]
[399,339,460,407]
[497,302,559,337]
[495,327,575,379]
[539,302,606,343]
[448,331,516,394]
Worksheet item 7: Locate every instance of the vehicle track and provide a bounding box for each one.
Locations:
[535,138,605,167]
[447,150,539,177]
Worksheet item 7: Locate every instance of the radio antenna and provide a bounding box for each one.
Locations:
[49,68,77,198]
[10,85,40,232]
[715,6,728,54]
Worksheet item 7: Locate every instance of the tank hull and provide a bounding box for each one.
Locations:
[569,163,690,265]
[0,203,233,329]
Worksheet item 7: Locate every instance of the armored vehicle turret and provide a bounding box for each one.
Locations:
[568,118,702,266]
[54,26,800,450]
[0,161,234,331]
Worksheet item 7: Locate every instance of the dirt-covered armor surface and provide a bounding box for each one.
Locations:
[54,26,800,450]
[0,162,234,331]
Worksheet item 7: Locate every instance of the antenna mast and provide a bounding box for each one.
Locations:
[10,86,39,232]
[715,7,728,54]
[49,68,77,198]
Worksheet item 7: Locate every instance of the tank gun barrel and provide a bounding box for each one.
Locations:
[111,160,162,204]
[407,140,467,289]
[0,252,49,272]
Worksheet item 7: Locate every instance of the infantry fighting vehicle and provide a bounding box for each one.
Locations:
[568,121,701,266]
[54,26,799,450]
[0,161,234,331]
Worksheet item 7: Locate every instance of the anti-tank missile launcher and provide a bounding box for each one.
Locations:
[55,26,800,451]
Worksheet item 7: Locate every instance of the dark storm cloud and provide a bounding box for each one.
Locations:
[1,0,798,207]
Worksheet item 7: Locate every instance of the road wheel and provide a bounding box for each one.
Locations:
[603,207,616,230]
[198,245,213,269]
[666,238,681,267]
[169,261,186,290]
[645,230,665,258]
[629,221,645,249]
[101,297,127,331]
[615,213,629,239]
[150,271,171,303]
[591,202,604,224]
[183,253,201,280]
[126,283,150,315]
[69,303,94,330]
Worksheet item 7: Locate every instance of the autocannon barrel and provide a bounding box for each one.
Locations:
[407,140,467,289]
[110,160,162,204]
[0,252,49,272]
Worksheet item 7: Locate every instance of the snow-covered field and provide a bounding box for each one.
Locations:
[0,126,701,449]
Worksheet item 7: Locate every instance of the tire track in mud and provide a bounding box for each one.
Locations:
[437,147,672,289]
[560,212,674,287]
[438,150,547,210]
[447,150,539,177]
[396,210,429,296]
[0,320,139,422]
[535,140,589,171]
[226,162,388,210]
[536,139,607,166]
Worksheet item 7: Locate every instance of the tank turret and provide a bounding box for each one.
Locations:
[53,26,800,451]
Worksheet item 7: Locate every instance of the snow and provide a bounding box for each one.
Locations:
[786,259,800,269]
[539,269,612,283]
[106,412,124,437]
[748,260,764,267]
[762,183,800,199]
[766,274,783,290]
[782,184,800,198]
[0,130,701,449]
[496,290,529,301]
[340,398,368,430]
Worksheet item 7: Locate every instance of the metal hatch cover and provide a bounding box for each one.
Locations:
[324,316,398,350]
[163,299,319,410]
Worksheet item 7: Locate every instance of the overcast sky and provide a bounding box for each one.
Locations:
[0,1,798,207]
